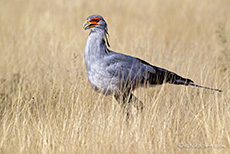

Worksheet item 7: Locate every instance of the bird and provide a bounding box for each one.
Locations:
[83,15,222,113]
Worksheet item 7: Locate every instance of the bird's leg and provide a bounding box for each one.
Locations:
[129,93,144,113]
[114,91,144,118]
[114,92,131,118]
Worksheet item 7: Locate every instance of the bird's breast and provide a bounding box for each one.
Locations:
[84,53,119,95]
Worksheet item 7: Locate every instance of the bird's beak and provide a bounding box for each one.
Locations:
[83,20,90,30]
[83,20,97,30]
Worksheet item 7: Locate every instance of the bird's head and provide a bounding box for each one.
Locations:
[83,15,108,31]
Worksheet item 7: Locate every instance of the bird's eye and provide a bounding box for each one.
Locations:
[91,18,100,22]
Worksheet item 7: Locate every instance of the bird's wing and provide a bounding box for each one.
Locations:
[135,57,194,85]
[105,51,193,87]
[105,52,154,87]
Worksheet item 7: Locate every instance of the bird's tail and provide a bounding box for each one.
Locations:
[165,72,222,92]
[187,82,222,92]
[147,65,222,92]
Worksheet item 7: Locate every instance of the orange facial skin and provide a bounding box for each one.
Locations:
[90,17,101,24]
[83,17,102,30]
[88,17,101,28]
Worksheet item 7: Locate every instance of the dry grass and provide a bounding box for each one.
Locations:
[0,0,230,153]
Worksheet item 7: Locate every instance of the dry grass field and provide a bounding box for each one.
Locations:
[0,0,230,153]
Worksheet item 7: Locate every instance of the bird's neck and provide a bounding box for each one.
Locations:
[85,29,108,56]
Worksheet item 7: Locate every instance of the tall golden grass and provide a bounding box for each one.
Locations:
[0,0,229,153]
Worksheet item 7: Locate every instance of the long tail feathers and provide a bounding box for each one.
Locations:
[188,82,222,92]
[174,77,222,92]
[167,73,222,92]
[146,64,222,92]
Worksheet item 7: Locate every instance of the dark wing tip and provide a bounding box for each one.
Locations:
[186,78,194,84]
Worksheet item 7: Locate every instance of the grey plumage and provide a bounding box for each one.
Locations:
[83,15,221,113]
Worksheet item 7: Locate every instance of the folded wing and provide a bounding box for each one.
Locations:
[136,57,194,86]
[105,51,193,91]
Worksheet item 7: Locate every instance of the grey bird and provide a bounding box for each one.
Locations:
[83,15,221,112]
